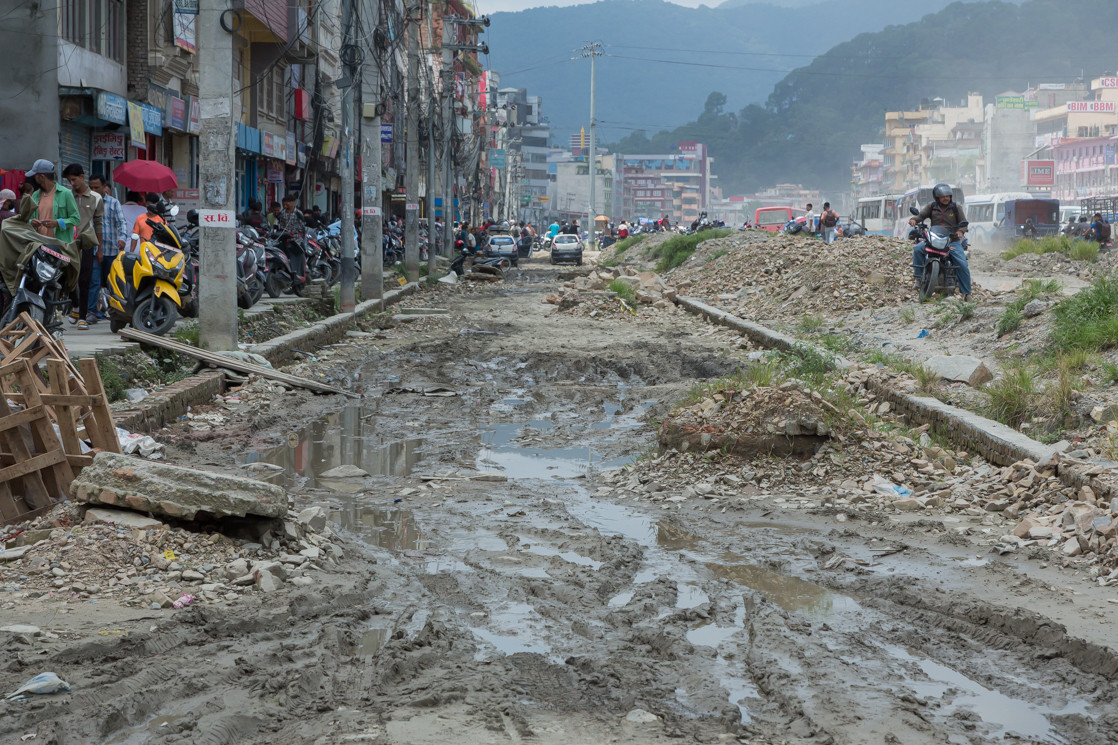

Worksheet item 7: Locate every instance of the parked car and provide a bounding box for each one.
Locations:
[550,234,583,265]
[485,233,520,267]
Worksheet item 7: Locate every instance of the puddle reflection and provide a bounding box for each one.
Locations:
[331,506,428,550]
[705,559,859,617]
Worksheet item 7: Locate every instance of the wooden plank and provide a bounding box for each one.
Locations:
[0,481,23,523]
[9,359,73,499]
[118,328,359,398]
[77,358,122,454]
[0,406,50,433]
[48,359,85,463]
[39,394,104,407]
[0,389,52,508]
[0,451,68,487]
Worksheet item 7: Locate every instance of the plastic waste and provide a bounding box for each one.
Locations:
[5,672,71,701]
[870,475,911,498]
[916,329,930,339]
[172,593,195,609]
[115,427,164,460]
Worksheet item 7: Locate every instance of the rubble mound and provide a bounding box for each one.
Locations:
[659,384,841,458]
[546,266,679,319]
[668,232,915,315]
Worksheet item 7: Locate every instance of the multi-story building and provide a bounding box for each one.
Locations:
[614,143,713,224]
[851,144,885,199]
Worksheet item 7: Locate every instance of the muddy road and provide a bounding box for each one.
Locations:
[3,262,1118,745]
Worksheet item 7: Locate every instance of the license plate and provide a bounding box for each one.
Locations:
[38,246,70,262]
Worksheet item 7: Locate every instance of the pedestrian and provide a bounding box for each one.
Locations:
[62,163,104,328]
[819,202,839,244]
[26,159,79,244]
[0,189,16,222]
[276,195,307,242]
[241,200,265,231]
[267,201,281,228]
[803,203,816,236]
[120,191,146,244]
[88,173,127,320]
[130,193,166,247]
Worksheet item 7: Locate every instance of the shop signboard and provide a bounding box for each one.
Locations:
[187,96,200,134]
[262,133,275,158]
[1067,101,1116,113]
[168,96,187,132]
[127,102,145,148]
[285,132,297,165]
[95,92,127,125]
[380,124,392,143]
[92,132,126,161]
[173,0,196,53]
[1024,160,1055,186]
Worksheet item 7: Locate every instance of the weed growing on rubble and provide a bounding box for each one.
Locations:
[1052,274,1118,351]
[600,257,620,268]
[912,365,941,395]
[997,279,1063,337]
[679,363,784,407]
[899,306,916,324]
[1003,236,1099,263]
[772,344,837,387]
[1101,361,1118,386]
[796,315,825,334]
[933,299,976,329]
[817,333,856,354]
[653,230,732,272]
[863,350,917,375]
[171,321,200,346]
[983,362,1038,428]
[608,279,636,301]
[612,235,645,255]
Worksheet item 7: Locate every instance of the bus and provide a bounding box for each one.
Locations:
[964,192,1033,245]
[892,184,967,237]
[851,194,901,235]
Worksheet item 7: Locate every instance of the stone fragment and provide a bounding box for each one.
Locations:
[319,465,370,479]
[84,507,166,530]
[1022,299,1046,318]
[893,498,923,512]
[1012,518,1039,538]
[297,506,328,532]
[255,565,284,593]
[71,452,289,520]
[181,569,205,582]
[1061,537,1082,557]
[624,709,660,724]
[1028,526,1054,540]
[924,355,993,387]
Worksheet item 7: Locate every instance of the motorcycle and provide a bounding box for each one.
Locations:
[105,205,188,335]
[264,230,309,298]
[908,206,964,301]
[0,242,75,329]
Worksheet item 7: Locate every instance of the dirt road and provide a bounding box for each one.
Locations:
[2,260,1117,745]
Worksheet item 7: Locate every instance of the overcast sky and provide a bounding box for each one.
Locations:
[477,0,715,14]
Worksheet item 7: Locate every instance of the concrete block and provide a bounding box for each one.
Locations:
[925,355,993,387]
[70,452,289,521]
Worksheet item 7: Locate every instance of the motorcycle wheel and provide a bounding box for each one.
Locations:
[110,319,125,333]
[266,271,287,298]
[132,295,177,335]
[919,259,940,302]
[249,277,265,305]
[2,302,45,330]
[322,261,340,287]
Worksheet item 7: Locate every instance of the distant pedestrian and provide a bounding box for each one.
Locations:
[88,173,127,320]
[820,202,839,244]
[267,201,281,228]
[803,203,816,236]
[62,163,104,328]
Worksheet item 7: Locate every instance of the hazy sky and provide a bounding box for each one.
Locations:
[477,0,716,14]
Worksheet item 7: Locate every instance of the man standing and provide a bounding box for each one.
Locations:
[62,163,104,328]
[88,174,127,320]
[803,203,816,236]
[267,201,281,228]
[276,194,306,242]
[820,202,839,244]
[26,159,79,243]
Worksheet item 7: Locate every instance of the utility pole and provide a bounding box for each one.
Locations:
[338,0,357,313]
[197,0,238,350]
[579,42,602,250]
[360,0,384,305]
[426,104,436,275]
[442,69,454,258]
[403,3,421,283]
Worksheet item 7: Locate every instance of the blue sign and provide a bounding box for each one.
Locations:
[95,92,127,125]
[140,103,163,136]
[380,124,392,143]
[490,148,506,168]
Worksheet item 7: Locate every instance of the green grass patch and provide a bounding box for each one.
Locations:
[678,363,786,408]
[983,362,1038,428]
[709,247,730,261]
[608,278,637,302]
[171,320,199,346]
[599,257,620,268]
[653,229,732,272]
[817,333,856,354]
[1003,235,1099,263]
[796,314,825,335]
[997,279,1063,337]
[612,234,646,255]
[1051,274,1118,351]
[899,306,916,324]
[1101,360,1118,385]
[932,298,976,329]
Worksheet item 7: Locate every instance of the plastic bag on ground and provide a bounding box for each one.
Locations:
[116,427,165,459]
[5,672,71,701]
[870,474,911,498]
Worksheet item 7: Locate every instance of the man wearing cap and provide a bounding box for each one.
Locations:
[0,189,16,222]
[26,159,79,244]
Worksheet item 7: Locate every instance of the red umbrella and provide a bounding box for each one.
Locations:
[112,160,178,193]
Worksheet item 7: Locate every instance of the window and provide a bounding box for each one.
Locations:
[59,0,124,63]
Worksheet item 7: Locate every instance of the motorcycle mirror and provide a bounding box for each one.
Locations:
[908,207,919,216]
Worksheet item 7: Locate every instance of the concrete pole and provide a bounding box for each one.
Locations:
[403,5,421,283]
[587,48,596,251]
[197,0,238,351]
[339,0,356,312]
[442,75,454,258]
[426,104,436,276]
[360,1,383,304]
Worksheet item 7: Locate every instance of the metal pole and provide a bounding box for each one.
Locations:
[587,47,596,251]
[197,0,237,350]
[403,4,421,283]
[360,0,384,304]
[339,0,356,312]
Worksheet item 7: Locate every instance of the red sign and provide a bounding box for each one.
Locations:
[199,209,235,227]
[1026,160,1055,186]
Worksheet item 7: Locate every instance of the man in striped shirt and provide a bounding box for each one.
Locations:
[89,174,128,321]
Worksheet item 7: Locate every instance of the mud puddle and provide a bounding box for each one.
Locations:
[237,406,424,489]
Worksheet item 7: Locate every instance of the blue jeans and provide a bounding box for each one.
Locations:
[89,254,117,314]
[913,241,971,296]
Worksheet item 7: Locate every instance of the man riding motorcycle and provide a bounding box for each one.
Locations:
[909,183,973,302]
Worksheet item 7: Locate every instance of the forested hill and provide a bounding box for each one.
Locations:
[608,0,1118,194]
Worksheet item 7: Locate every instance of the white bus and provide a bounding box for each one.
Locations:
[892,184,967,237]
[965,192,1033,245]
[851,194,901,235]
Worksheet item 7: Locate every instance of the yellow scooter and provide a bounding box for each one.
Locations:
[105,206,187,335]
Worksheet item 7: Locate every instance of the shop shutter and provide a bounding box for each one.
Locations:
[58,121,92,175]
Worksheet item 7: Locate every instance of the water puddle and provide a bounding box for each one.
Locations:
[686,623,739,647]
[883,643,1091,741]
[238,406,423,489]
[518,539,603,569]
[676,583,709,609]
[358,627,390,655]
[705,558,859,617]
[477,421,631,479]
[331,506,428,550]
[468,601,553,660]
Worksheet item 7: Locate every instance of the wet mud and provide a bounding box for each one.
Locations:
[2,263,1118,745]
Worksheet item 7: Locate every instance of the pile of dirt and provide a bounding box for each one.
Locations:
[666,232,931,316]
[0,501,344,611]
[658,383,843,457]
[545,267,681,320]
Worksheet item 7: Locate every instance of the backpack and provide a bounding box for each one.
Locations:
[1101,221,1112,241]
[822,210,838,228]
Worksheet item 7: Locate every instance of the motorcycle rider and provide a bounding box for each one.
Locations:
[909,183,972,302]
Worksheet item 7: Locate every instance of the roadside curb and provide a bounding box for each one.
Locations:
[112,283,419,433]
[674,295,1118,502]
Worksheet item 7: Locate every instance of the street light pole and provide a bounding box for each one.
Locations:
[404,3,421,283]
[579,42,602,250]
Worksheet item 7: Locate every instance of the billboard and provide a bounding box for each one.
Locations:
[1024,160,1055,186]
[1067,101,1116,113]
[1099,78,1118,89]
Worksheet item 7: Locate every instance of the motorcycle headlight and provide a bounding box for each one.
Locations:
[34,258,59,283]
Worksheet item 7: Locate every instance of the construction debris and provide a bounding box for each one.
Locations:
[0,314,121,525]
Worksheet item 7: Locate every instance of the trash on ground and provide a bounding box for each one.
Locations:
[5,673,71,701]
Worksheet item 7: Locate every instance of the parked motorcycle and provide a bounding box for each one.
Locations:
[105,205,188,335]
[0,242,75,329]
[908,206,963,301]
[264,230,309,298]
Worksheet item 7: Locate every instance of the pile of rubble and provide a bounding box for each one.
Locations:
[667,233,919,316]
[0,501,342,611]
[598,363,1118,581]
[544,267,682,318]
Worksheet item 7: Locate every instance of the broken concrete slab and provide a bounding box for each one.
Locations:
[924,355,993,387]
[297,506,328,532]
[319,465,370,479]
[84,507,166,530]
[70,452,289,521]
